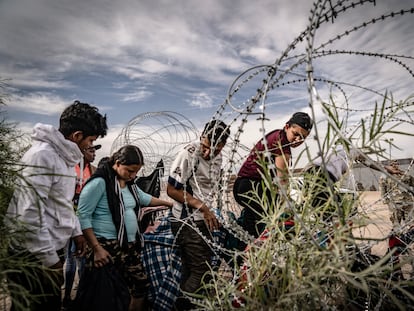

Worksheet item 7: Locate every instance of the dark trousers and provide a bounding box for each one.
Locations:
[170,220,213,294]
[92,238,149,298]
[303,166,338,222]
[7,249,65,311]
[233,177,271,239]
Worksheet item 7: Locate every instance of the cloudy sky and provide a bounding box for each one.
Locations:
[1,0,413,169]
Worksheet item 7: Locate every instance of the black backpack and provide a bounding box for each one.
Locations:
[135,159,164,232]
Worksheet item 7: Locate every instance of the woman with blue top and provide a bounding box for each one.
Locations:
[77,145,172,310]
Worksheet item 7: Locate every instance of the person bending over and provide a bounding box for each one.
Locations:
[233,112,313,240]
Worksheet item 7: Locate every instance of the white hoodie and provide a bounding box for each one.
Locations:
[7,123,83,267]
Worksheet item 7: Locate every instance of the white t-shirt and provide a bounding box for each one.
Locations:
[312,145,359,181]
[168,142,222,221]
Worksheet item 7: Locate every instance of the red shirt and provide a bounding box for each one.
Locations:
[237,129,291,179]
[74,163,93,195]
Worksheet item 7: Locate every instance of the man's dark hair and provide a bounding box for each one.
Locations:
[59,100,108,138]
[202,119,230,145]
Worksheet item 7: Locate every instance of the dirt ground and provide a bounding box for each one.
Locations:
[0,191,408,310]
[353,191,414,278]
[352,191,393,256]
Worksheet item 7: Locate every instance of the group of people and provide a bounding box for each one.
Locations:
[4,100,230,311]
[6,99,412,311]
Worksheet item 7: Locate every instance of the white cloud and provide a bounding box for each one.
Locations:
[188,92,214,109]
[0,0,412,168]
[0,66,74,90]
[139,59,170,74]
[122,88,152,102]
[8,92,69,116]
[113,66,146,80]
[93,124,125,162]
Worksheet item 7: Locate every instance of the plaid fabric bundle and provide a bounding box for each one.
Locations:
[142,218,182,311]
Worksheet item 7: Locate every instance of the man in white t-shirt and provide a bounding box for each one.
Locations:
[167,119,230,310]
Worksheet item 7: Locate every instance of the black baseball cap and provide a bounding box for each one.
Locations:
[287,112,313,131]
[89,144,102,151]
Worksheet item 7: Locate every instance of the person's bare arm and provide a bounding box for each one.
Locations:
[355,154,403,175]
[148,196,173,208]
[167,183,219,231]
[383,165,403,175]
[73,234,87,257]
[82,228,112,268]
[275,153,291,187]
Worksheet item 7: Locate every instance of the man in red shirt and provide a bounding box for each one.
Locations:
[233,112,313,239]
[73,145,101,205]
[62,144,101,309]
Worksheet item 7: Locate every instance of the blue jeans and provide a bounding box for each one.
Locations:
[64,238,85,300]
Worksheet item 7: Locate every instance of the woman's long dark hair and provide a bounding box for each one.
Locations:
[108,145,144,166]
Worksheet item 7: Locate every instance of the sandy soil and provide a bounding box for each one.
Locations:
[352,191,393,256]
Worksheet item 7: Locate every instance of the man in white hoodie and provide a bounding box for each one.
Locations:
[6,100,107,311]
